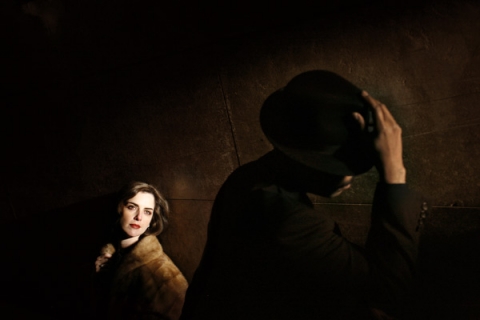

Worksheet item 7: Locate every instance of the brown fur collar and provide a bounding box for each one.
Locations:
[100,235,170,278]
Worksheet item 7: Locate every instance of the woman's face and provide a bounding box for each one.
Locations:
[119,192,155,238]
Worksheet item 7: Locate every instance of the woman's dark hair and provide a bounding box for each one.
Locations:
[117,181,169,236]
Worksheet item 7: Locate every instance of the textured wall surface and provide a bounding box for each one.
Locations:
[1,0,479,318]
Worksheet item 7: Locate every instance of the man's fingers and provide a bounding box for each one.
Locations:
[361,91,405,183]
[361,90,382,108]
[377,100,397,124]
[352,112,365,130]
[361,90,398,129]
[361,91,385,127]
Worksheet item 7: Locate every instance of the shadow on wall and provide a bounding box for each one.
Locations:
[0,193,118,318]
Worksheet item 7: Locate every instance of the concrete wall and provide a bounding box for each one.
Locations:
[2,0,479,318]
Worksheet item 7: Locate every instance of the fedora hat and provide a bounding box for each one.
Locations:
[260,70,375,176]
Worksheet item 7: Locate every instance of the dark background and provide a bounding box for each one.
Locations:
[1,0,479,318]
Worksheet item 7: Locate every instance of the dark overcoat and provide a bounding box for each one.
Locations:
[181,151,427,319]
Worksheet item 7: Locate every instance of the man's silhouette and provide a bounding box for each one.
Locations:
[181,70,428,320]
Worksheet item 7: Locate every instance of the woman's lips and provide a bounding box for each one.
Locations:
[130,224,141,229]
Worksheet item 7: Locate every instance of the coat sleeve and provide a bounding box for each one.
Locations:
[254,182,427,314]
[365,183,427,314]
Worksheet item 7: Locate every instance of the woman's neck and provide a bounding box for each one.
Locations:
[120,236,140,248]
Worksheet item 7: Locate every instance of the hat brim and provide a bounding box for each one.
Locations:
[260,77,375,176]
[270,139,375,176]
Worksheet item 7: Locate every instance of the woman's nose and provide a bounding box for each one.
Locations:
[134,212,143,221]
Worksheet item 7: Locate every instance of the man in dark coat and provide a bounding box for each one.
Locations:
[181,70,428,320]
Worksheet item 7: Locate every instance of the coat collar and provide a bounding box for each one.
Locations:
[112,235,165,279]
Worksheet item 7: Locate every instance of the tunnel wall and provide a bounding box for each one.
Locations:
[1,0,479,318]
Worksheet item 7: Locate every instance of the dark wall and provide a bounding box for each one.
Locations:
[1,0,479,318]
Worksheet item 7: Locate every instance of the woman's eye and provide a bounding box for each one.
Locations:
[145,211,153,216]
[127,205,136,210]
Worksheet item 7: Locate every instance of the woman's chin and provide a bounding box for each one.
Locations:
[121,227,146,239]
[127,230,145,238]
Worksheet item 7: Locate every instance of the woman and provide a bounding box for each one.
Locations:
[94,181,188,320]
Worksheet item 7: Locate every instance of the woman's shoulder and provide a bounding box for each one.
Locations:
[131,235,164,259]
[134,248,188,301]
[140,234,163,248]
[134,236,187,282]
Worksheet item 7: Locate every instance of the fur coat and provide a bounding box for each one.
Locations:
[96,235,188,320]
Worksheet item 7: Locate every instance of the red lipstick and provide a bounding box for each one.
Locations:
[130,224,141,229]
